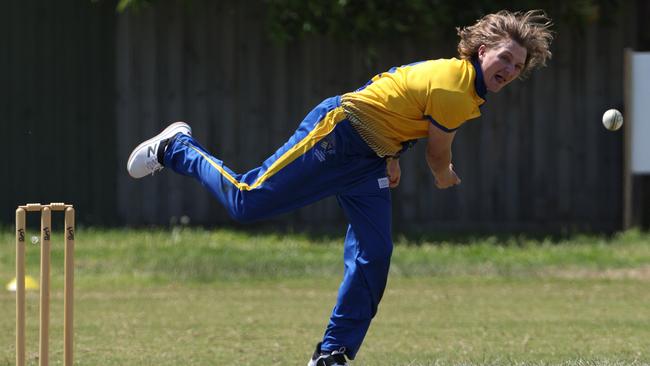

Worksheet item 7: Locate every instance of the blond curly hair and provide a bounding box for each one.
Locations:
[457,10,554,77]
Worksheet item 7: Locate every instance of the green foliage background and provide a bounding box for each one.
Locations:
[111,0,623,45]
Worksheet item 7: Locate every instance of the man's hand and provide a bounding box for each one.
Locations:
[433,163,461,189]
[387,158,401,188]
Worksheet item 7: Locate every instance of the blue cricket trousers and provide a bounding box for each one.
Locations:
[164,96,393,359]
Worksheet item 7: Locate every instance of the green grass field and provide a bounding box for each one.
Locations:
[1,227,649,365]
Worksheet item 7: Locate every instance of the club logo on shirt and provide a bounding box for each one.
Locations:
[378,177,389,189]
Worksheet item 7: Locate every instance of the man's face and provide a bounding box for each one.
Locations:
[478,39,527,93]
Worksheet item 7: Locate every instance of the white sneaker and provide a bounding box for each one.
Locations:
[308,343,348,366]
[126,122,192,178]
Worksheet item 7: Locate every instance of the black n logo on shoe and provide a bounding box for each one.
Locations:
[147,143,157,158]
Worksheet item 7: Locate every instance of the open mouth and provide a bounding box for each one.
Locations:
[495,74,506,84]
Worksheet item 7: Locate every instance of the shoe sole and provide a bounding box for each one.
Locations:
[126,121,192,178]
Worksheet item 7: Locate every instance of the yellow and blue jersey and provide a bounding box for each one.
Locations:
[342,57,487,156]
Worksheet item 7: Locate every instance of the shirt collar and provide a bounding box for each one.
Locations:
[471,56,487,100]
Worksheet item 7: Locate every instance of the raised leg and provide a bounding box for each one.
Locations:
[164,97,385,223]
